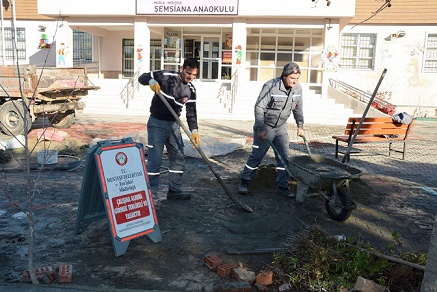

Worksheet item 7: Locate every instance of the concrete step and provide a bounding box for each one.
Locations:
[82,78,354,125]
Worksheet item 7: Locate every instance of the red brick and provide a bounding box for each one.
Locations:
[256,271,273,286]
[217,263,234,278]
[58,264,73,283]
[204,255,222,270]
[22,265,54,283]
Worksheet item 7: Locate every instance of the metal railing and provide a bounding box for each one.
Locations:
[229,69,238,113]
[215,69,239,113]
[329,78,396,115]
[120,69,140,108]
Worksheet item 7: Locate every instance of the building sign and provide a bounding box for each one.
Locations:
[137,0,239,15]
[222,51,232,64]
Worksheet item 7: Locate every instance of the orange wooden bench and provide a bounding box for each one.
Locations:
[332,117,416,161]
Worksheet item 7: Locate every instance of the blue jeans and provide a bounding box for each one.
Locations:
[240,124,289,189]
[146,116,185,194]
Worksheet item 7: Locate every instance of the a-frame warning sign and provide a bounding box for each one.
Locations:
[75,138,161,257]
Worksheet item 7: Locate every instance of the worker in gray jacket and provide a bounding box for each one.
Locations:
[238,62,304,197]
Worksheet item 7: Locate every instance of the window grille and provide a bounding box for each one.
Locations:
[73,30,93,64]
[0,27,26,60]
[423,33,437,73]
[340,33,376,70]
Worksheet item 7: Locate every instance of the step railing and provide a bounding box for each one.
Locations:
[216,69,239,113]
[329,78,396,115]
[229,69,238,113]
[120,69,141,108]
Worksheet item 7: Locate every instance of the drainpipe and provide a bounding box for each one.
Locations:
[1,1,5,65]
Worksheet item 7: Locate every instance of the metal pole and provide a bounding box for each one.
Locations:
[341,68,387,163]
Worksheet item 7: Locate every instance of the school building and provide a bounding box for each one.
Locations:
[2,0,437,120]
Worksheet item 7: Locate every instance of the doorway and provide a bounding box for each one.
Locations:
[201,36,220,80]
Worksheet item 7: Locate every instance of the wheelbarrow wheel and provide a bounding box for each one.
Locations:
[325,188,354,222]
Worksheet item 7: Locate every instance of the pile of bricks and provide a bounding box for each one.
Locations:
[204,254,274,291]
[21,264,72,285]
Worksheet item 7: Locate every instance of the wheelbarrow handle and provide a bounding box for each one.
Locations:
[301,135,312,155]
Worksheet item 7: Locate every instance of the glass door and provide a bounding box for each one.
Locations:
[150,39,162,71]
[201,36,220,80]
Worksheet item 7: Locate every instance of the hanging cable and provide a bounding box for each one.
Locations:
[351,0,392,29]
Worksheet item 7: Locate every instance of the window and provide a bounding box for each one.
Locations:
[73,30,93,64]
[122,39,134,78]
[0,27,26,60]
[245,28,322,83]
[423,33,437,72]
[340,33,376,70]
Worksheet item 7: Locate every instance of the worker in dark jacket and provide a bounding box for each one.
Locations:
[238,62,304,197]
[138,58,200,200]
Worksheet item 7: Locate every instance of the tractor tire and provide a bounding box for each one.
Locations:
[0,100,32,136]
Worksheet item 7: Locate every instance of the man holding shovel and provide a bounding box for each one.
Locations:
[138,58,200,200]
[238,62,305,197]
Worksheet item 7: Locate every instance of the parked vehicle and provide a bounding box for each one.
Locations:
[0,65,99,136]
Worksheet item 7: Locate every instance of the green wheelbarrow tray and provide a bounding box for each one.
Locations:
[289,154,362,192]
[267,137,362,222]
[289,154,362,222]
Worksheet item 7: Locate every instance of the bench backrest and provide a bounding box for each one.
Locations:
[344,117,415,138]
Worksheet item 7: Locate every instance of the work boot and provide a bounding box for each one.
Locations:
[238,179,250,195]
[167,189,192,200]
[276,186,296,198]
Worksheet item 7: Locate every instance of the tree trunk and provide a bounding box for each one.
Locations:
[421,214,437,292]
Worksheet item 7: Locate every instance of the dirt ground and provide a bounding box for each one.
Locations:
[0,119,429,291]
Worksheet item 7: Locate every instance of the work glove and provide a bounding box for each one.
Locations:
[148,79,161,94]
[190,129,200,147]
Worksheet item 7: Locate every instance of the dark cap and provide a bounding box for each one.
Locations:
[282,62,301,76]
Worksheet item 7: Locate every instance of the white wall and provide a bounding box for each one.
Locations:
[38,0,355,18]
[38,0,136,16]
[335,25,437,110]
[1,20,60,67]
[100,30,134,73]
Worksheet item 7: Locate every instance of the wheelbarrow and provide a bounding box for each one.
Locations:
[267,137,362,222]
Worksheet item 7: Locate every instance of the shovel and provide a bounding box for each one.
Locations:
[266,135,311,178]
[157,92,253,212]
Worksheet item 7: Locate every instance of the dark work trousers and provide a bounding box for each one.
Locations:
[240,124,289,189]
[146,116,185,195]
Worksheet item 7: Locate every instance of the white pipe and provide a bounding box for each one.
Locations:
[11,0,17,63]
[1,1,5,65]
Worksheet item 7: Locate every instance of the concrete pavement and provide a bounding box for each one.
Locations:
[1,112,436,290]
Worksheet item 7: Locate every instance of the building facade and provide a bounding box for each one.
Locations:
[1,0,436,116]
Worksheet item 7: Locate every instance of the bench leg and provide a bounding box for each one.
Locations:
[402,142,406,160]
[389,142,392,157]
[335,140,339,158]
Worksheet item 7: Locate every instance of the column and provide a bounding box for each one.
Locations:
[232,18,247,92]
[321,18,340,99]
[56,25,73,68]
[134,18,150,74]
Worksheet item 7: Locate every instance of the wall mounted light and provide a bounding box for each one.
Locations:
[397,30,406,38]
[326,18,333,30]
[388,30,406,40]
[38,25,46,32]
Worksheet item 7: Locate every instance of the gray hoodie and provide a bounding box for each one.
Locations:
[254,77,304,131]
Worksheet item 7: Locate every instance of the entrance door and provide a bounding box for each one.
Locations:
[201,37,220,80]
